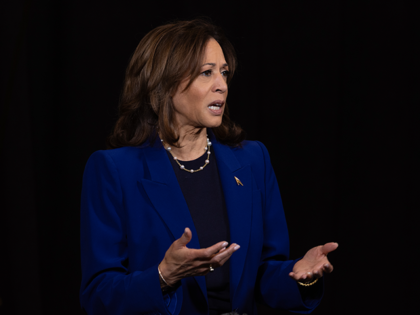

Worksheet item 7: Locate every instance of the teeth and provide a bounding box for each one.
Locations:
[209,106,220,110]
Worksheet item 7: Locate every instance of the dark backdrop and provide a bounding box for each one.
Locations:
[1,1,415,314]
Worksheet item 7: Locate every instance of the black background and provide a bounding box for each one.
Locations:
[0,1,416,314]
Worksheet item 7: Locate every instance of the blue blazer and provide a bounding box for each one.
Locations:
[80,132,321,315]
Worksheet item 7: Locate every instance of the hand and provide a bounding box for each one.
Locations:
[289,242,338,282]
[159,227,240,286]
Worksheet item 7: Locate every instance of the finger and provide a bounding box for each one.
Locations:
[322,263,334,273]
[321,242,338,255]
[192,241,229,261]
[313,262,335,278]
[289,272,302,281]
[313,269,323,278]
[216,247,227,256]
[217,248,236,266]
[297,271,315,282]
[177,227,192,247]
[211,244,240,266]
[203,241,230,258]
[212,244,237,266]
[304,272,314,280]
[216,243,239,256]
[289,271,312,282]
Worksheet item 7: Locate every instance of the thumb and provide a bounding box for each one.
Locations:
[321,242,339,255]
[177,227,192,247]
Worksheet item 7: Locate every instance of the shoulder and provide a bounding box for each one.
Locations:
[85,145,152,172]
[228,140,271,166]
[83,145,157,186]
[89,146,143,160]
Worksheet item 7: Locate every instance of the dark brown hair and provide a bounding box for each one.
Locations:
[107,18,245,149]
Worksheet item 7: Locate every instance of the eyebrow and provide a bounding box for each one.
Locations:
[202,63,229,67]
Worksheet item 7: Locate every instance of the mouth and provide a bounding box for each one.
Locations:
[208,100,225,115]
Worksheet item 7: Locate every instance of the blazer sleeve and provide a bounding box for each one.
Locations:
[255,141,323,314]
[80,150,179,315]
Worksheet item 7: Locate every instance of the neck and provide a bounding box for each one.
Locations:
[165,127,208,161]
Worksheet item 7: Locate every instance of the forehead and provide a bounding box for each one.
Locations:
[203,38,226,63]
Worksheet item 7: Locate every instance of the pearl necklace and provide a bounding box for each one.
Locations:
[162,136,212,173]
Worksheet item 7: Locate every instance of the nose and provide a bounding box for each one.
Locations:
[213,72,228,94]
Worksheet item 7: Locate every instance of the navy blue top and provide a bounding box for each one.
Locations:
[167,148,231,314]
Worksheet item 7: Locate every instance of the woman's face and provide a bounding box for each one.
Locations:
[172,38,229,130]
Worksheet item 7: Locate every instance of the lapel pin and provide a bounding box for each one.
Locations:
[234,176,243,186]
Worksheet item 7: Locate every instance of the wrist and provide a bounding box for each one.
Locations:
[159,261,177,287]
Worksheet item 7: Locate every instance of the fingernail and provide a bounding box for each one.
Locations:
[184,228,188,233]
[336,243,339,247]
[234,245,240,250]
[307,272,312,275]
[324,264,329,268]
[222,242,228,247]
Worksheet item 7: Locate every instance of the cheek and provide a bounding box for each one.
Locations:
[184,91,208,115]
[173,82,209,115]
[188,87,207,103]
[173,94,190,114]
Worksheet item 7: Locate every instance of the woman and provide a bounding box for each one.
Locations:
[80,19,337,315]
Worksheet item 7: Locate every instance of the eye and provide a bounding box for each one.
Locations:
[222,70,230,77]
[201,70,212,77]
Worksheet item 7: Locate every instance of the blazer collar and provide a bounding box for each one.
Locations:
[210,132,253,307]
[139,136,208,303]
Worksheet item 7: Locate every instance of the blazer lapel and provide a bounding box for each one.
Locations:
[212,135,253,306]
[139,140,208,300]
